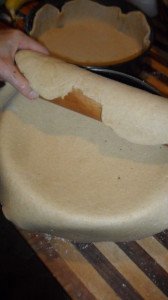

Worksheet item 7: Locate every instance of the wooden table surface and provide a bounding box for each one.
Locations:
[1,3,168,299]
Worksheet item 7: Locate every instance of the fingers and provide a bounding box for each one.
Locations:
[0,29,48,99]
[9,66,39,99]
[0,60,38,99]
[18,31,49,55]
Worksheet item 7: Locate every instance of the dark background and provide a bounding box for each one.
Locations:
[0,209,70,300]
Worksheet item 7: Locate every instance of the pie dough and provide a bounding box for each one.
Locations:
[0,84,168,241]
[30,0,150,66]
[15,50,168,145]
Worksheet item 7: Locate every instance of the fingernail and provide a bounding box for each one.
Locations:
[29,90,39,99]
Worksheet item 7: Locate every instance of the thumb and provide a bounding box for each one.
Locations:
[4,63,39,99]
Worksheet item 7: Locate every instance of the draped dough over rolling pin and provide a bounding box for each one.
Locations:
[15,50,168,145]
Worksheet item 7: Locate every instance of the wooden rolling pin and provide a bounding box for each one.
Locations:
[51,89,102,121]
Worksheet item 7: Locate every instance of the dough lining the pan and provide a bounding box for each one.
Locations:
[30,0,150,66]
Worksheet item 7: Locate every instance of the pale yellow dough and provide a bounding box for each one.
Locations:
[15,50,168,145]
[0,84,168,241]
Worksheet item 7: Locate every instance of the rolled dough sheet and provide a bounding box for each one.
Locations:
[0,84,168,242]
[15,50,168,146]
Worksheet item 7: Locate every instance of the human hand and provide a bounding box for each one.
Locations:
[0,29,49,99]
